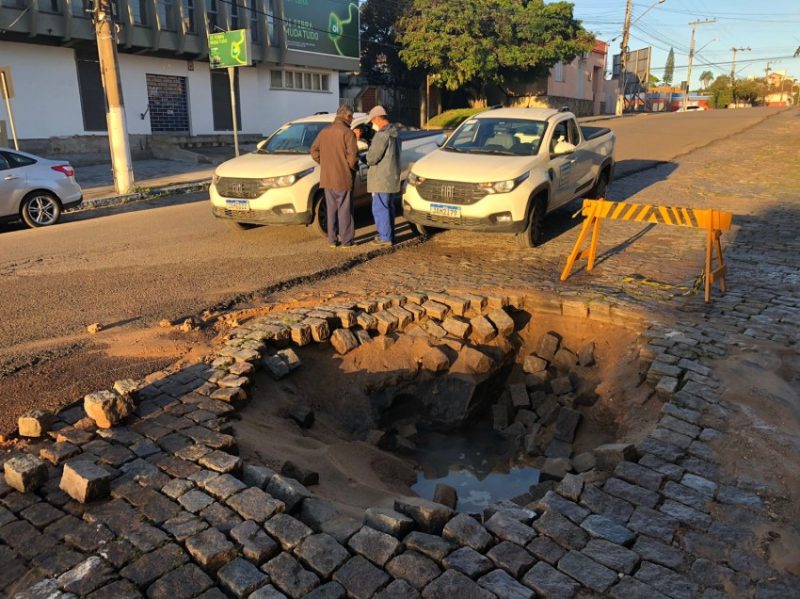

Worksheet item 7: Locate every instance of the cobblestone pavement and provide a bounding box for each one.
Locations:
[0,109,797,598]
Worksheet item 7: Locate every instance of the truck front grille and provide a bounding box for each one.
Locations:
[215,177,266,199]
[416,179,488,205]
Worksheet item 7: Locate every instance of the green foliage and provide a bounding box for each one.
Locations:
[425,107,488,129]
[707,75,732,108]
[663,48,675,85]
[397,0,594,100]
[699,70,714,89]
[648,74,660,87]
[360,0,421,88]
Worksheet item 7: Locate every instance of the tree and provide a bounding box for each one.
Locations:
[648,74,660,88]
[663,48,675,86]
[707,75,732,108]
[360,0,421,88]
[699,70,714,89]
[396,0,594,102]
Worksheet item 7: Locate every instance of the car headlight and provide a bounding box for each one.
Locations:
[212,174,220,185]
[478,172,530,194]
[260,168,315,189]
[407,171,426,187]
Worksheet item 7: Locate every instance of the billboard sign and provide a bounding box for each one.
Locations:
[283,0,360,59]
[208,29,252,69]
[612,47,652,86]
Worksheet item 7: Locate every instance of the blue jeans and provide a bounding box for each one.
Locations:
[372,192,396,242]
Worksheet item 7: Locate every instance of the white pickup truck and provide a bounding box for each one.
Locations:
[210,112,445,235]
[403,107,615,247]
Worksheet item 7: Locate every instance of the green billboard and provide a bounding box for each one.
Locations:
[283,0,360,59]
[208,29,252,69]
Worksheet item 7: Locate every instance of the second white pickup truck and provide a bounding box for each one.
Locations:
[403,107,615,247]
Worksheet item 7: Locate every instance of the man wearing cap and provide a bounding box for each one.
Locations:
[365,105,401,246]
[311,105,359,248]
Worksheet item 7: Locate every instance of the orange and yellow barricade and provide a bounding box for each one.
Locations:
[560,199,733,303]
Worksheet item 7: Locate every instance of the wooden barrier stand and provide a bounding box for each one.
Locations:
[560,199,733,303]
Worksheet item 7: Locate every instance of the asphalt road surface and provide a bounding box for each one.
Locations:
[0,108,779,428]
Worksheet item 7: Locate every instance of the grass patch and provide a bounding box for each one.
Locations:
[426,107,488,130]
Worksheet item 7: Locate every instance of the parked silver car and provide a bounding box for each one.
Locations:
[0,148,83,228]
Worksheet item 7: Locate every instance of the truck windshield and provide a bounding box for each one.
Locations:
[444,118,547,156]
[258,122,328,154]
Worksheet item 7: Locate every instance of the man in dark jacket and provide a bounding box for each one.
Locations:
[365,105,401,246]
[310,105,359,247]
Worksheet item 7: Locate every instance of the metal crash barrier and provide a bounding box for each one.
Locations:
[560,199,733,303]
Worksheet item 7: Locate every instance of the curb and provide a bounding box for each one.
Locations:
[67,179,210,213]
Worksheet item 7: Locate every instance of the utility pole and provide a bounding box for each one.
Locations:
[617,0,633,115]
[683,18,715,111]
[95,0,134,194]
[730,47,750,108]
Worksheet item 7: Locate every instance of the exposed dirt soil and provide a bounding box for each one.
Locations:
[233,309,656,515]
[710,345,800,577]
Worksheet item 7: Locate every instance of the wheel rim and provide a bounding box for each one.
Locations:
[27,195,58,225]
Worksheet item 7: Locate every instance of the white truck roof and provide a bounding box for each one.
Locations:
[473,107,564,121]
[289,112,368,124]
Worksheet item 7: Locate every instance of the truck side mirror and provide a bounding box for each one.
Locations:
[553,140,576,156]
[256,139,267,151]
[436,134,447,147]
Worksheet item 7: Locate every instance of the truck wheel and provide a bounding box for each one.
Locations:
[312,193,328,237]
[225,221,259,231]
[587,171,609,199]
[516,197,546,248]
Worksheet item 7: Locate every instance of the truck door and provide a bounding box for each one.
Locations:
[568,118,594,196]
[549,119,576,209]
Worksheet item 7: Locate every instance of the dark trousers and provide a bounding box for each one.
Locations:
[324,189,355,245]
[371,192,396,242]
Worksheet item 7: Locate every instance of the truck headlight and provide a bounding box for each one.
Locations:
[212,174,220,185]
[260,168,315,189]
[407,171,425,187]
[479,172,530,194]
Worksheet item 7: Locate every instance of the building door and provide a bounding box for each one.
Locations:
[75,52,107,132]
[146,74,189,133]
[210,69,241,131]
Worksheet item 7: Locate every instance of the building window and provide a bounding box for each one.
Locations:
[158,0,177,30]
[230,0,240,29]
[131,0,147,25]
[268,0,277,47]
[207,0,218,31]
[553,62,565,83]
[1,0,25,8]
[181,0,194,32]
[70,0,89,16]
[250,0,260,42]
[270,69,331,92]
[37,0,59,13]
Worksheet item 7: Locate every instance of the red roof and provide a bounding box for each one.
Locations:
[593,40,608,55]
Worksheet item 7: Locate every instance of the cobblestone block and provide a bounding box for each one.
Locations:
[120,542,187,587]
[333,555,390,599]
[526,535,566,565]
[87,578,142,599]
[331,329,359,355]
[716,484,764,509]
[609,576,670,599]
[217,557,268,597]
[295,533,350,578]
[227,487,283,523]
[31,543,84,576]
[20,501,64,528]
[265,513,312,550]
[242,464,276,490]
[635,561,698,599]
[40,441,81,465]
[421,569,494,599]
[662,481,710,511]
[178,488,215,513]
[146,563,213,599]
[486,541,534,578]
[470,315,497,343]
[556,474,583,502]
[557,550,617,593]
[281,460,319,486]
[18,410,54,438]
[443,546,493,578]
[202,473,247,500]
[478,568,534,598]
[386,550,442,590]
[84,390,135,429]
[403,531,455,563]
[394,496,454,534]
[162,511,209,541]
[348,525,401,567]
[594,444,638,470]
[267,474,313,512]
[364,507,414,538]
[485,511,536,546]
[580,514,636,546]
[613,461,664,492]
[442,513,493,552]
[533,508,587,550]
[300,497,339,531]
[60,460,111,503]
[632,535,686,569]
[320,515,362,544]
[604,477,660,508]
[185,527,236,572]
[522,560,580,599]
[578,485,634,524]
[4,454,48,493]
[57,555,115,595]
[534,491,589,524]
[627,506,678,543]
[229,520,279,564]
[582,538,639,574]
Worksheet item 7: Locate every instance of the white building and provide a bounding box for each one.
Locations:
[0,0,359,155]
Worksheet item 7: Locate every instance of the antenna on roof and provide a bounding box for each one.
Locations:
[559,106,571,112]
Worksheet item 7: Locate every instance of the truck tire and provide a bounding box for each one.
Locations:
[516,196,546,248]
[587,170,609,199]
[312,191,328,237]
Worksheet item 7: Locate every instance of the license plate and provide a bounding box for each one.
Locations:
[226,199,249,211]
[430,203,461,218]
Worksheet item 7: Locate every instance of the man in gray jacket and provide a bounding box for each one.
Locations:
[365,106,401,246]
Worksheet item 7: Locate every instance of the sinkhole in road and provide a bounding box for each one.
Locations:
[233,301,655,516]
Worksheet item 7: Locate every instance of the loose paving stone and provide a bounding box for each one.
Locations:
[227,487,284,523]
[634,561,698,599]
[403,531,456,563]
[394,496,454,534]
[333,555,390,599]
[594,444,638,470]
[533,508,588,550]
[485,511,536,546]
[281,461,319,487]
[578,485,634,524]
[264,513,312,550]
[453,346,494,375]
[84,390,135,429]
[580,514,636,546]
[146,563,213,599]
[386,550,442,590]
[364,507,415,538]
[185,527,237,572]
[348,525,401,567]
[267,474,312,512]
[432,483,458,510]
[557,550,617,593]
[18,410,54,438]
[421,569,494,599]
[582,539,640,574]
[120,542,187,587]
[523,561,580,599]
[486,541,535,578]
[471,315,497,343]
[60,460,111,503]
[295,533,350,578]
[178,488,215,513]
[613,461,664,492]
[242,465,276,489]
[444,546,494,578]
[57,555,116,595]
[330,329,359,355]
[478,569,534,599]
[534,491,589,524]
[4,454,48,493]
[609,577,670,599]
[218,557,269,598]
[526,535,566,565]
[442,513,493,552]
[603,477,660,509]
[556,474,583,502]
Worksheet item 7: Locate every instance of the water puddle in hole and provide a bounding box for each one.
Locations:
[410,427,540,513]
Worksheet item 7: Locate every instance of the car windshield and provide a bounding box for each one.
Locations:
[258,122,328,154]
[443,117,547,156]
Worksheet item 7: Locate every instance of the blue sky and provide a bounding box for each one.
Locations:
[569,0,800,84]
